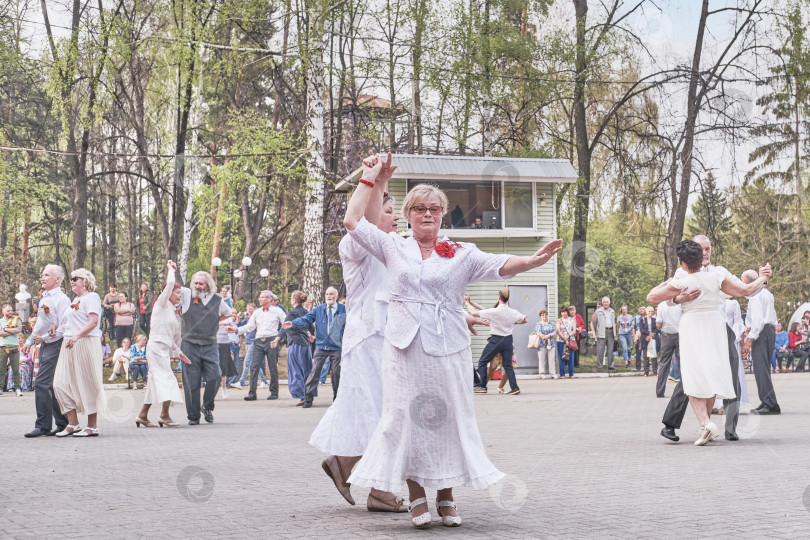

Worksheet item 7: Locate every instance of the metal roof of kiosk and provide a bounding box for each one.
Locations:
[336,154,578,191]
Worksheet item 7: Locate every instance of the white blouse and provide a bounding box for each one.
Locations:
[339,233,391,354]
[348,218,512,356]
[61,292,103,338]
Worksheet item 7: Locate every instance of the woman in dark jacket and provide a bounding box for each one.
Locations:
[280,291,315,404]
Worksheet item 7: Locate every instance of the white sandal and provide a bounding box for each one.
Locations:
[55,424,82,437]
[73,427,100,437]
[408,497,431,528]
[436,499,462,527]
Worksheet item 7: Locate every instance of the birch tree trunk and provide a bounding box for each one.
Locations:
[301,1,328,301]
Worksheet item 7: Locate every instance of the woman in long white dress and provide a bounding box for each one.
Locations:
[136,261,191,427]
[647,240,768,446]
[343,153,562,528]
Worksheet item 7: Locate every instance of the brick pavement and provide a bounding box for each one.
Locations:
[1,373,809,539]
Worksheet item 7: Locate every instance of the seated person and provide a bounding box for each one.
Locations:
[109,337,131,381]
[470,217,486,229]
[789,322,810,372]
[774,323,790,372]
[100,336,113,366]
[129,334,149,388]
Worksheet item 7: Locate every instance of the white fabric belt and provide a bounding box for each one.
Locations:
[390,294,463,355]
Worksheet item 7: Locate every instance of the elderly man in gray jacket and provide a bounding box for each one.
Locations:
[590,297,617,370]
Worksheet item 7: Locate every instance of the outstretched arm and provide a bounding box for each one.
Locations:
[647,282,681,304]
[499,240,563,277]
[363,152,398,226]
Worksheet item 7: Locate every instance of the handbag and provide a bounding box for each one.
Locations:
[528,333,541,349]
[567,336,579,351]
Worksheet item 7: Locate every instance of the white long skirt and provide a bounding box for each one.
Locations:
[679,311,736,399]
[310,334,384,456]
[54,336,107,416]
[348,333,504,492]
[143,340,184,406]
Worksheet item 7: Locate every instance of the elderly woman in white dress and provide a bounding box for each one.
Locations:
[136,261,191,427]
[343,153,562,528]
[647,240,768,446]
[52,268,107,437]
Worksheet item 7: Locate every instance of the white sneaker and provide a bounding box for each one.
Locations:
[16,388,23,396]
[259,382,268,389]
[231,382,242,389]
[108,375,115,382]
[221,388,228,399]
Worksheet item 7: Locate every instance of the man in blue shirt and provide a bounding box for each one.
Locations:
[282,287,345,408]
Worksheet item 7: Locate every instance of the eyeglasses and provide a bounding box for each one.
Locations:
[70,276,82,282]
[410,205,443,216]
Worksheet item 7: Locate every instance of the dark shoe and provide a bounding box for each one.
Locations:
[202,408,214,423]
[473,386,487,394]
[188,419,200,425]
[725,432,739,441]
[302,402,312,408]
[660,426,679,442]
[267,395,278,400]
[243,394,257,401]
[296,399,305,406]
[656,394,665,398]
[506,388,521,395]
[24,428,51,438]
[751,406,781,415]
[608,366,616,370]
[47,427,65,436]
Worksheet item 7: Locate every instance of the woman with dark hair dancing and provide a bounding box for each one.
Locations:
[647,240,769,446]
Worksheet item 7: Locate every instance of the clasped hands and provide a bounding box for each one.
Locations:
[360,151,397,186]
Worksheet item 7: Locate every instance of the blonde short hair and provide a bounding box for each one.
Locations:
[401,184,449,218]
[71,268,97,292]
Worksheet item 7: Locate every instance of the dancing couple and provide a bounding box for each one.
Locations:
[309,151,562,528]
[648,238,770,446]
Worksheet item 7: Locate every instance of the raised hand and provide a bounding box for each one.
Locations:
[758,264,772,280]
[360,150,383,184]
[377,152,398,185]
[530,239,563,268]
[168,260,177,271]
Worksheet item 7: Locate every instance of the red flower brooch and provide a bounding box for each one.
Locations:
[193,297,200,304]
[70,301,80,310]
[42,305,50,314]
[433,238,463,258]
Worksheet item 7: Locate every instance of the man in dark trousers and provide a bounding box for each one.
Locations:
[659,235,771,442]
[179,271,231,425]
[741,269,780,414]
[21,265,71,437]
[282,287,345,408]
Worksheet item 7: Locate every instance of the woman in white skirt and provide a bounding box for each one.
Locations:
[136,261,191,427]
[52,268,107,437]
[647,240,768,446]
[311,180,410,512]
[343,153,562,528]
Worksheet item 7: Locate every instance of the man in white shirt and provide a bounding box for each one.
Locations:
[21,265,71,437]
[655,301,681,398]
[741,270,781,414]
[234,290,286,401]
[465,289,527,395]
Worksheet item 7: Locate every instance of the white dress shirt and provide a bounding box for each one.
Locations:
[478,304,526,337]
[26,287,71,345]
[237,305,286,340]
[339,233,391,354]
[656,301,682,334]
[179,288,232,316]
[745,288,778,340]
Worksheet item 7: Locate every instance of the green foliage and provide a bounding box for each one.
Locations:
[558,215,665,311]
